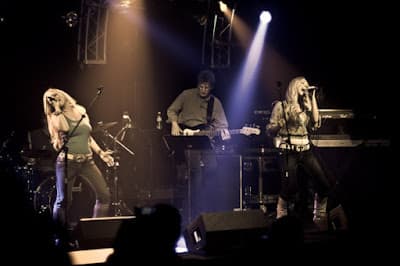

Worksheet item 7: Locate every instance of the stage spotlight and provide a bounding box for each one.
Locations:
[259,11,272,24]
[119,0,132,9]
[63,11,78,28]
[219,1,228,13]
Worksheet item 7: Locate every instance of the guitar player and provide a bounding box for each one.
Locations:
[166,69,231,225]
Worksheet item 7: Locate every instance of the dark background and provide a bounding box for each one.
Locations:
[0,1,392,212]
[0,0,391,131]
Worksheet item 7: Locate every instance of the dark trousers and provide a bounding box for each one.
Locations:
[279,149,331,203]
[179,149,218,224]
[53,158,111,229]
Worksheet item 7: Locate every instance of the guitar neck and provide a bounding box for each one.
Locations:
[228,129,241,135]
[197,128,241,137]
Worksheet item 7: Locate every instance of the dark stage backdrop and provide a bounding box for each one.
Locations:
[0,1,391,212]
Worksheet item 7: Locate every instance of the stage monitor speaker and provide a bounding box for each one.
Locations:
[74,216,135,249]
[183,210,271,255]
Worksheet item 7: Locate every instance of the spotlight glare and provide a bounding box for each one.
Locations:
[63,11,78,28]
[219,1,228,13]
[259,11,272,23]
[119,0,132,9]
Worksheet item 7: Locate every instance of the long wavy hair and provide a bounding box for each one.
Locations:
[285,76,307,104]
[42,88,78,151]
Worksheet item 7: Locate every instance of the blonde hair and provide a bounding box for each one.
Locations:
[285,76,307,104]
[43,88,76,116]
[42,88,77,151]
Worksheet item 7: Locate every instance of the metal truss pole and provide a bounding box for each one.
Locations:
[207,9,235,69]
[77,0,109,64]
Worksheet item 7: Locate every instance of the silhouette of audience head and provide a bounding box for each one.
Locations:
[107,203,182,265]
[1,160,71,265]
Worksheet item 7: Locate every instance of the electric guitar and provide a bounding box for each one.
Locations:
[181,126,261,138]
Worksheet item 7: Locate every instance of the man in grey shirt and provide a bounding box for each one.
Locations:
[167,69,231,225]
[167,70,229,135]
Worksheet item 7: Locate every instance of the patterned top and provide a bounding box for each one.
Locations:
[267,100,321,146]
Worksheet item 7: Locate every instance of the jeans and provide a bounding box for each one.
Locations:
[53,158,111,228]
[279,149,331,202]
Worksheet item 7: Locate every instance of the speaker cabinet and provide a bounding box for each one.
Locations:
[73,216,135,249]
[183,210,271,255]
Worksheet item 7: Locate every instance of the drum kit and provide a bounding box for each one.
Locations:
[18,149,54,204]
[16,120,133,217]
[15,146,57,214]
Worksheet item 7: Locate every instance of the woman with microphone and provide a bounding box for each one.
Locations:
[266,76,332,230]
[43,88,114,246]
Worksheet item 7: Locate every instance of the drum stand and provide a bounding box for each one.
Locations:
[106,158,130,216]
[103,128,135,216]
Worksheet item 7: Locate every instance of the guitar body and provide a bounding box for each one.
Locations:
[179,124,220,147]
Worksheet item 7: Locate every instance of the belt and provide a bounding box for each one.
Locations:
[58,152,93,163]
[279,143,310,152]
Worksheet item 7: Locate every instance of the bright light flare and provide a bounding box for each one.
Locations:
[259,11,272,24]
[219,1,228,13]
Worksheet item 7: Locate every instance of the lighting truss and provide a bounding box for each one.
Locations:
[77,0,109,64]
[202,9,235,69]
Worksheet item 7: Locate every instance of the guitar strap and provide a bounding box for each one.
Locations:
[281,100,291,145]
[206,95,214,126]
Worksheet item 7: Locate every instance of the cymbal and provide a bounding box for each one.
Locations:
[20,149,54,159]
[93,121,118,133]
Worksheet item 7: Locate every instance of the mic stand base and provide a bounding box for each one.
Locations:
[107,161,133,217]
[111,201,133,216]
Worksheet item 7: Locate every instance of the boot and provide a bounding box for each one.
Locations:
[313,194,328,231]
[276,197,288,219]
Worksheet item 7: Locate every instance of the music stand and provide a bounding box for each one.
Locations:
[163,135,212,224]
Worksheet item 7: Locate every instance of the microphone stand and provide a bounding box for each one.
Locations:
[102,127,134,216]
[55,89,103,234]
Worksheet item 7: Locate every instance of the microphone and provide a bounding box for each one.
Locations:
[47,96,56,102]
[306,86,318,90]
[122,111,132,128]
[97,86,104,95]
[120,112,132,142]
